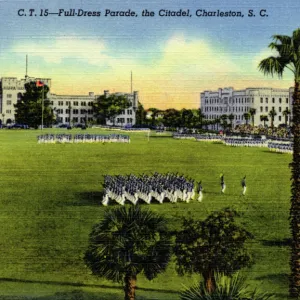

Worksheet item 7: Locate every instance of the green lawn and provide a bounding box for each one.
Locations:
[0,129,292,299]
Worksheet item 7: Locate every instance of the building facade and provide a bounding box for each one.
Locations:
[0,76,138,126]
[0,76,51,124]
[200,87,293,127]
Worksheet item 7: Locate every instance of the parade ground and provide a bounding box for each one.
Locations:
[0,129,291,299]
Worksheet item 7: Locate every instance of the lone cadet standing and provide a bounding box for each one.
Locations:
[220,174,226,193]
[241,176,246,195]
[197,181,203,202]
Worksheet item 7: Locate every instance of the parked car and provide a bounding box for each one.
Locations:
[8,124,29,129]
[57,124,68,128]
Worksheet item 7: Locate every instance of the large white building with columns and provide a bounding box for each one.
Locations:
[200,87,293,127]
[0,76,138,126]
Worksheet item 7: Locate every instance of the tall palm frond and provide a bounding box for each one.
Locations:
[259,28,300,297]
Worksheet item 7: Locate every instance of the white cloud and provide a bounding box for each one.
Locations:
[12,37,119,65]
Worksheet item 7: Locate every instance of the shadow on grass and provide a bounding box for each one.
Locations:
[262,150,285,155]
[255,273,289,286]
[0,277,178,295]
[0,290,119,300]
[260,238,291,247]
[61,191,104,207]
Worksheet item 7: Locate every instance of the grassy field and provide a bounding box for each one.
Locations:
[0,129,292,299]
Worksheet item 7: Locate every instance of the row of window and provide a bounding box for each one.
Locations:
[204,97,290,105]
[259,106,288,113]
[205,106,250,113]
[57,117,94,123]
[116,118,133,123]
[205,115,246,121]
[55,109,93,114]
[3,108,133,116]
[118,110,133,115]
[57,101,93,107]
[204,97,254,104]
[5,99,133,114]
[260,97,289,104]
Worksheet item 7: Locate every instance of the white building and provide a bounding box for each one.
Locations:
[200,87,293,127]
[0,76,138,126]
[0,76,51,124]
[50,92,95,125]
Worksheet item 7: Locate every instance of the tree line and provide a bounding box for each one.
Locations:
[136,106,292,130]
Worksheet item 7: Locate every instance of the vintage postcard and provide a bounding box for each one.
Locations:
[0,0,298,299]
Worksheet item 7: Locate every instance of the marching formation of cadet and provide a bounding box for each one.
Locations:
[73,134,130,143]
[224,138,268,147]
[173,133,198,140]
[102,172,202,206]
[37,134,130,144]
[173,134,293,155]
[37,134,72,143]
[101,172,252,206]
[173,133,222,142]
[195,135,222,142]
[268,142,293,154]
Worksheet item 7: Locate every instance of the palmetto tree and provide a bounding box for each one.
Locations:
[220,114,228,130]
[268,108,277,130]
[228,113,235,129]
[214,117,221,131]
[282,107,291,126]
[249,108,256,127]
[84,205,172,300]
[243,112,251,125]
[260,115,269,127]
[258,28,300,297]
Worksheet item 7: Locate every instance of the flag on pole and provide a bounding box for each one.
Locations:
[36,80,44,87]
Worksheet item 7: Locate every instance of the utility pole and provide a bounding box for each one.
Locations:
[131,71,133,94]
[25,55,28,79]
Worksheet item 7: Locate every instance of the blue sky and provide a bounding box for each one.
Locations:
[0,0,299,108]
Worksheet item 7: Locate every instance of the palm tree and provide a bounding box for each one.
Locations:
[268,108,277,130]
[84,205,172,300]
[214,117,221,131]
[220,114,228,130]
[249,108,256,127]
[258,28,300,297]
[282,107,291,126]
[260,115,269,127]
[243,112,251,125]
[228,113,235,129]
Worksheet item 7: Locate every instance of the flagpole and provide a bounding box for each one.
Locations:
[41,85,44,131]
